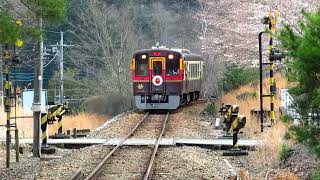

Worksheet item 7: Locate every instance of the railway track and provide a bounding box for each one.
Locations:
[70,112,170,180]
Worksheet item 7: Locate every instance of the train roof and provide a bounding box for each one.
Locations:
[133,47,203,61]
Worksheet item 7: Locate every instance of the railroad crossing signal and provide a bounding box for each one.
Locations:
[259,10,286,132]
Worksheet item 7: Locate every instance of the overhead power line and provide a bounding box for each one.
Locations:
[43,52,58,68]
[270,3,303,34]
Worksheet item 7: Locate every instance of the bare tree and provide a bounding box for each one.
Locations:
[67,0,139,106]
[202,54,225,98]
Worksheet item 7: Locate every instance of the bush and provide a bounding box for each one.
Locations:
[203,103,216,115]
[312,166,320,180]
[283,131,291,140]
[279,144,294,161]
[83,92,131,116]
[280,115,293,123]
[223,65,259,92]
[236,91,258,100]
[293,125,320,157]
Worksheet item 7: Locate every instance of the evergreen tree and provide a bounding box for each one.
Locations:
[279,8,320,155]
[279,8,320,114]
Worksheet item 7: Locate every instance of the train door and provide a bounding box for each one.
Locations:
[183,62,188,92]
[150,57,165,93]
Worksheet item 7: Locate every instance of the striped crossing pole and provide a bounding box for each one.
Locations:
[57,106,66,134]
[232,131,239,148]
[41,113,48,147]
[269,12,277,125]
[230,115,246,149]
[57,107,66,135]
[57,116,63,134]
[3,46,11,168]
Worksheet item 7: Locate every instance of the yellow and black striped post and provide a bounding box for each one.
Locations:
[223,114,248,156]
[230,115,247,149]
[225,105,233,133]
[219,104,239,135]
[57,116,63,134]
[41,113,48,147]
[268,12,277,125]
[3,46,11,168]
[52,105,65,135]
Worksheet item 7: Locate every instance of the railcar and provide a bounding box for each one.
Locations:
[131,46,204,110]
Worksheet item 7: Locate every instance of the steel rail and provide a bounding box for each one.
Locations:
[68,168,83,180]
[144,112,169,180]
[84,112,150,180]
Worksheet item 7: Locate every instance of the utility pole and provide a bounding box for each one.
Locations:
[60,31,64,103]
[51,31,73,104]
[0,45,3,106]
[33,17,43,158]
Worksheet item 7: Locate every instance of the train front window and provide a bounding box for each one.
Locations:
[135,59,149,76]
[153,61,162,75]
[166,59,179,76]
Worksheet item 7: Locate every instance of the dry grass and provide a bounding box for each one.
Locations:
[239,168,299,180]
[48,113,108,135]
[221,73,289,137]
[254,122,294,166]
[0,106,108,138]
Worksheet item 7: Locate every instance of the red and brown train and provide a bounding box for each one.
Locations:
[131,47,204,110]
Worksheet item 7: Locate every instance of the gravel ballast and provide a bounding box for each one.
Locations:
[0,102,243,179]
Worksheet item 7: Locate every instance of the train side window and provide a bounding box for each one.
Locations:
[191,64,194,78]
[135,59,149,76]
[196,64,199,78]
[195,64,198,78]
[192,64,195,78]
[166,59,179,76]
[193,64,195,78]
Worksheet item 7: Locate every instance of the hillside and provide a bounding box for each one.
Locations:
[198,0,320,66]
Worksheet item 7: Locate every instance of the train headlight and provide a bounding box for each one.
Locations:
[168,54,174,59]
[141,54,147,59]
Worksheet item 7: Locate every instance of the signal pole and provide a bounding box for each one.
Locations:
[259,11,284,132]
